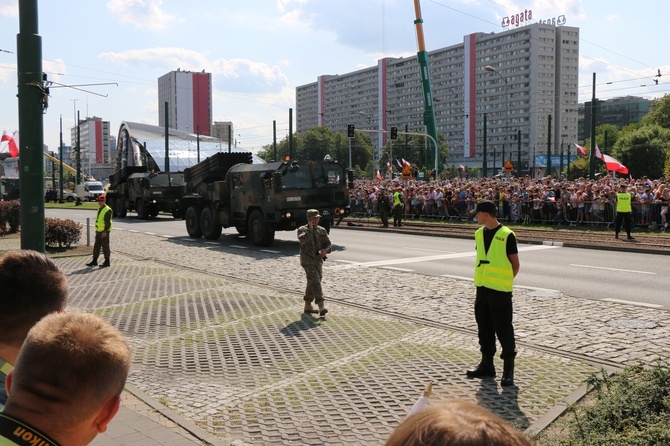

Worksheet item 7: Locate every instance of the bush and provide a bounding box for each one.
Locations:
[45,217,82,248]
[562,362,670,445]
[0,200,20,234]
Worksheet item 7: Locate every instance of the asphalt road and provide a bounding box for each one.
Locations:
[47,208,669,310]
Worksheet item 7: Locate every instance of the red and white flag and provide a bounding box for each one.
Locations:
[386,161,391,170]
[574,143,587,157]
[602,154,628,175]
[396,159,403,169]
[376,170,383,181]
[402,158,411,167]
[1,130,19,158]
[594,144,604,161]
[459,164,466,172]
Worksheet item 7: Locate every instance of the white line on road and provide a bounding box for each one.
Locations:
[204,242,219,245]
[570,264,657,275]
[603,298,663,309]
[260,249,281,254]
[144,232,157,235]
[382,266,414,272]
[403,247,457,254]
[349,244,560,268]
[229,245,248,249]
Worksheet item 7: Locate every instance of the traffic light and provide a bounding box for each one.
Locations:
[390,126,398,140]
[347,124,355,138]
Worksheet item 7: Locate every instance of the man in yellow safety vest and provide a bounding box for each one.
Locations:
[86,195,113,268]
[466,200,520,387]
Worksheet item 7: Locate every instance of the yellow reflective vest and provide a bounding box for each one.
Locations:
[616,192,632,213]
[95,205,113,232]
[474,226,514,292]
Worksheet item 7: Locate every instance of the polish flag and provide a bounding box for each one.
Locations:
[574,143,587,157]
[402,158,411,167]
[376,170,383,181]
[1,131,19,158]
[386,161,391,170]
[396,159,403,169]
[594,144,604,161]
[459,164,466,172]
[602,154,628,175]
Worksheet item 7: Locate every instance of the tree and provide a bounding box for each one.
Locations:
[595,124,620,154]
[613,125,670,179]
[642,94,670,129]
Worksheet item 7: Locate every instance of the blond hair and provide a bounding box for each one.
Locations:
[385,401,534,446]
[10,312,131,429]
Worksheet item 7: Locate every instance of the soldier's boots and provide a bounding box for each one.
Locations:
[501,359,515,387]
[318,303,328,317]
[304,303,319,314]
[466,355,496,378]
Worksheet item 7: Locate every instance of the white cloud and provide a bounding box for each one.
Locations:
[0,0,17,17]
[106,0,178,31]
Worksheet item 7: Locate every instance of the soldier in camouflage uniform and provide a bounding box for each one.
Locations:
[298,209,332,316]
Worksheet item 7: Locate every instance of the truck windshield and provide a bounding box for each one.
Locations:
[281,163,344,190]
[88,184,104,192]
[150,173,185,187]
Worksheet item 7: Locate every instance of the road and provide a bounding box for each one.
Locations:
[47,208,669,310]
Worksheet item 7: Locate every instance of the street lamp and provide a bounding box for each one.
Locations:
[485,65,509,175]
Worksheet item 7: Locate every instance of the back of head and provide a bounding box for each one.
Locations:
[0,250,68,345]
[9,312,131,429]
[385,401,534,446]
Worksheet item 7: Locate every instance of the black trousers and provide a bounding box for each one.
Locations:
[615,211,632,236]
[474,287,516,360]
[393,205,403,226]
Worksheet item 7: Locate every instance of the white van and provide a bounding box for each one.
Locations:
[75,181,105,201]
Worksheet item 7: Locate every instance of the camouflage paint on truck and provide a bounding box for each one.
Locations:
[180,154,351,246]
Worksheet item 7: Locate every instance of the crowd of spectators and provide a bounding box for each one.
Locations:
[349,174,670,230]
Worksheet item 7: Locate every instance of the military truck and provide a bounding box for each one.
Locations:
[180,152,351,246]
[106,166,186,219]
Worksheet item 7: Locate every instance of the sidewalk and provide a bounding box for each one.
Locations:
[3,230,669,445]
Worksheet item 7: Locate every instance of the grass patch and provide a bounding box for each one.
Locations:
[537,362,670,445]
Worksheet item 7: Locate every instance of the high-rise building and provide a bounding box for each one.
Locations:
[70,116,113,180]
[158,69,212,136]
[212,121,234,146]
[579,96,651,141]
[296,23,579,176]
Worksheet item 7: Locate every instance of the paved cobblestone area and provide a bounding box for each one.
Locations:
[2,229,668,445]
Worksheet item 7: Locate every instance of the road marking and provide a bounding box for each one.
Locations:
[382,266,414,272]
[229,245,248,249]
[570,264,656,275]
[515,285,561,293]
[603,298,663,309]
[348,244,559,268]
[260,249,281,254]
[440,274,471,281]
[403,247,457,254]
[144,232,157,235]
[204,241,219,245]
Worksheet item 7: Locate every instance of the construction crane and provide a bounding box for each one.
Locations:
[43,152,90,181]
[413,0,441,175]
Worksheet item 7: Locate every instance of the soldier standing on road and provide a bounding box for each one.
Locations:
[379,189,390,228]
[298,209,332,316]
[86,195,112,268]
[393,187,404,227]
[466,200,520,387]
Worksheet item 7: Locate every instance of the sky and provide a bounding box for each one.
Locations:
[0,0,668,158]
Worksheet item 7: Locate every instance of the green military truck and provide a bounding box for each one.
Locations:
[180,152,351,246]
[106,166,186,219]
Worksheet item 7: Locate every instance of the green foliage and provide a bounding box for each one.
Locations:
[613,124,670,179]
[0,199,20,234]
[45,217,82,248]
[562,363,670,445]
[256,127,373,172]
[642,94,670,129]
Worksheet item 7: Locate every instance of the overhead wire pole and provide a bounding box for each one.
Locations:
[412,0,440,175]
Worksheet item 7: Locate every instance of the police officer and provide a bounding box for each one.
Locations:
[297,209,332,316]
[86,195,112,267]
[466,200,520,387]
[614,183,634,240]
[393,187,404,227]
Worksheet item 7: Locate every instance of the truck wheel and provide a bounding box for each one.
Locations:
[235,225,248,236]
[200,207,222,240]
[118,199,128,218]
[136,199,149,220]
[185,206,203,238]
[248,210,275,246]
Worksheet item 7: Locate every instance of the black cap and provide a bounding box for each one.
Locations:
[474,200,497,216]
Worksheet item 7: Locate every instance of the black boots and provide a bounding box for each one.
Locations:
[466,355,495,378]
[501,359,515,387]
[466,355,515,386]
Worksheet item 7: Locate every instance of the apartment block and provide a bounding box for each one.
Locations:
[158,69,212,136]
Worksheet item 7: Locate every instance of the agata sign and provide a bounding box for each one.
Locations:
[501,9,567,28]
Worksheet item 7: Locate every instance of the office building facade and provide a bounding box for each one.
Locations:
[296,23,579,175]
[158,69,212,136]
[579,96,651,141]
